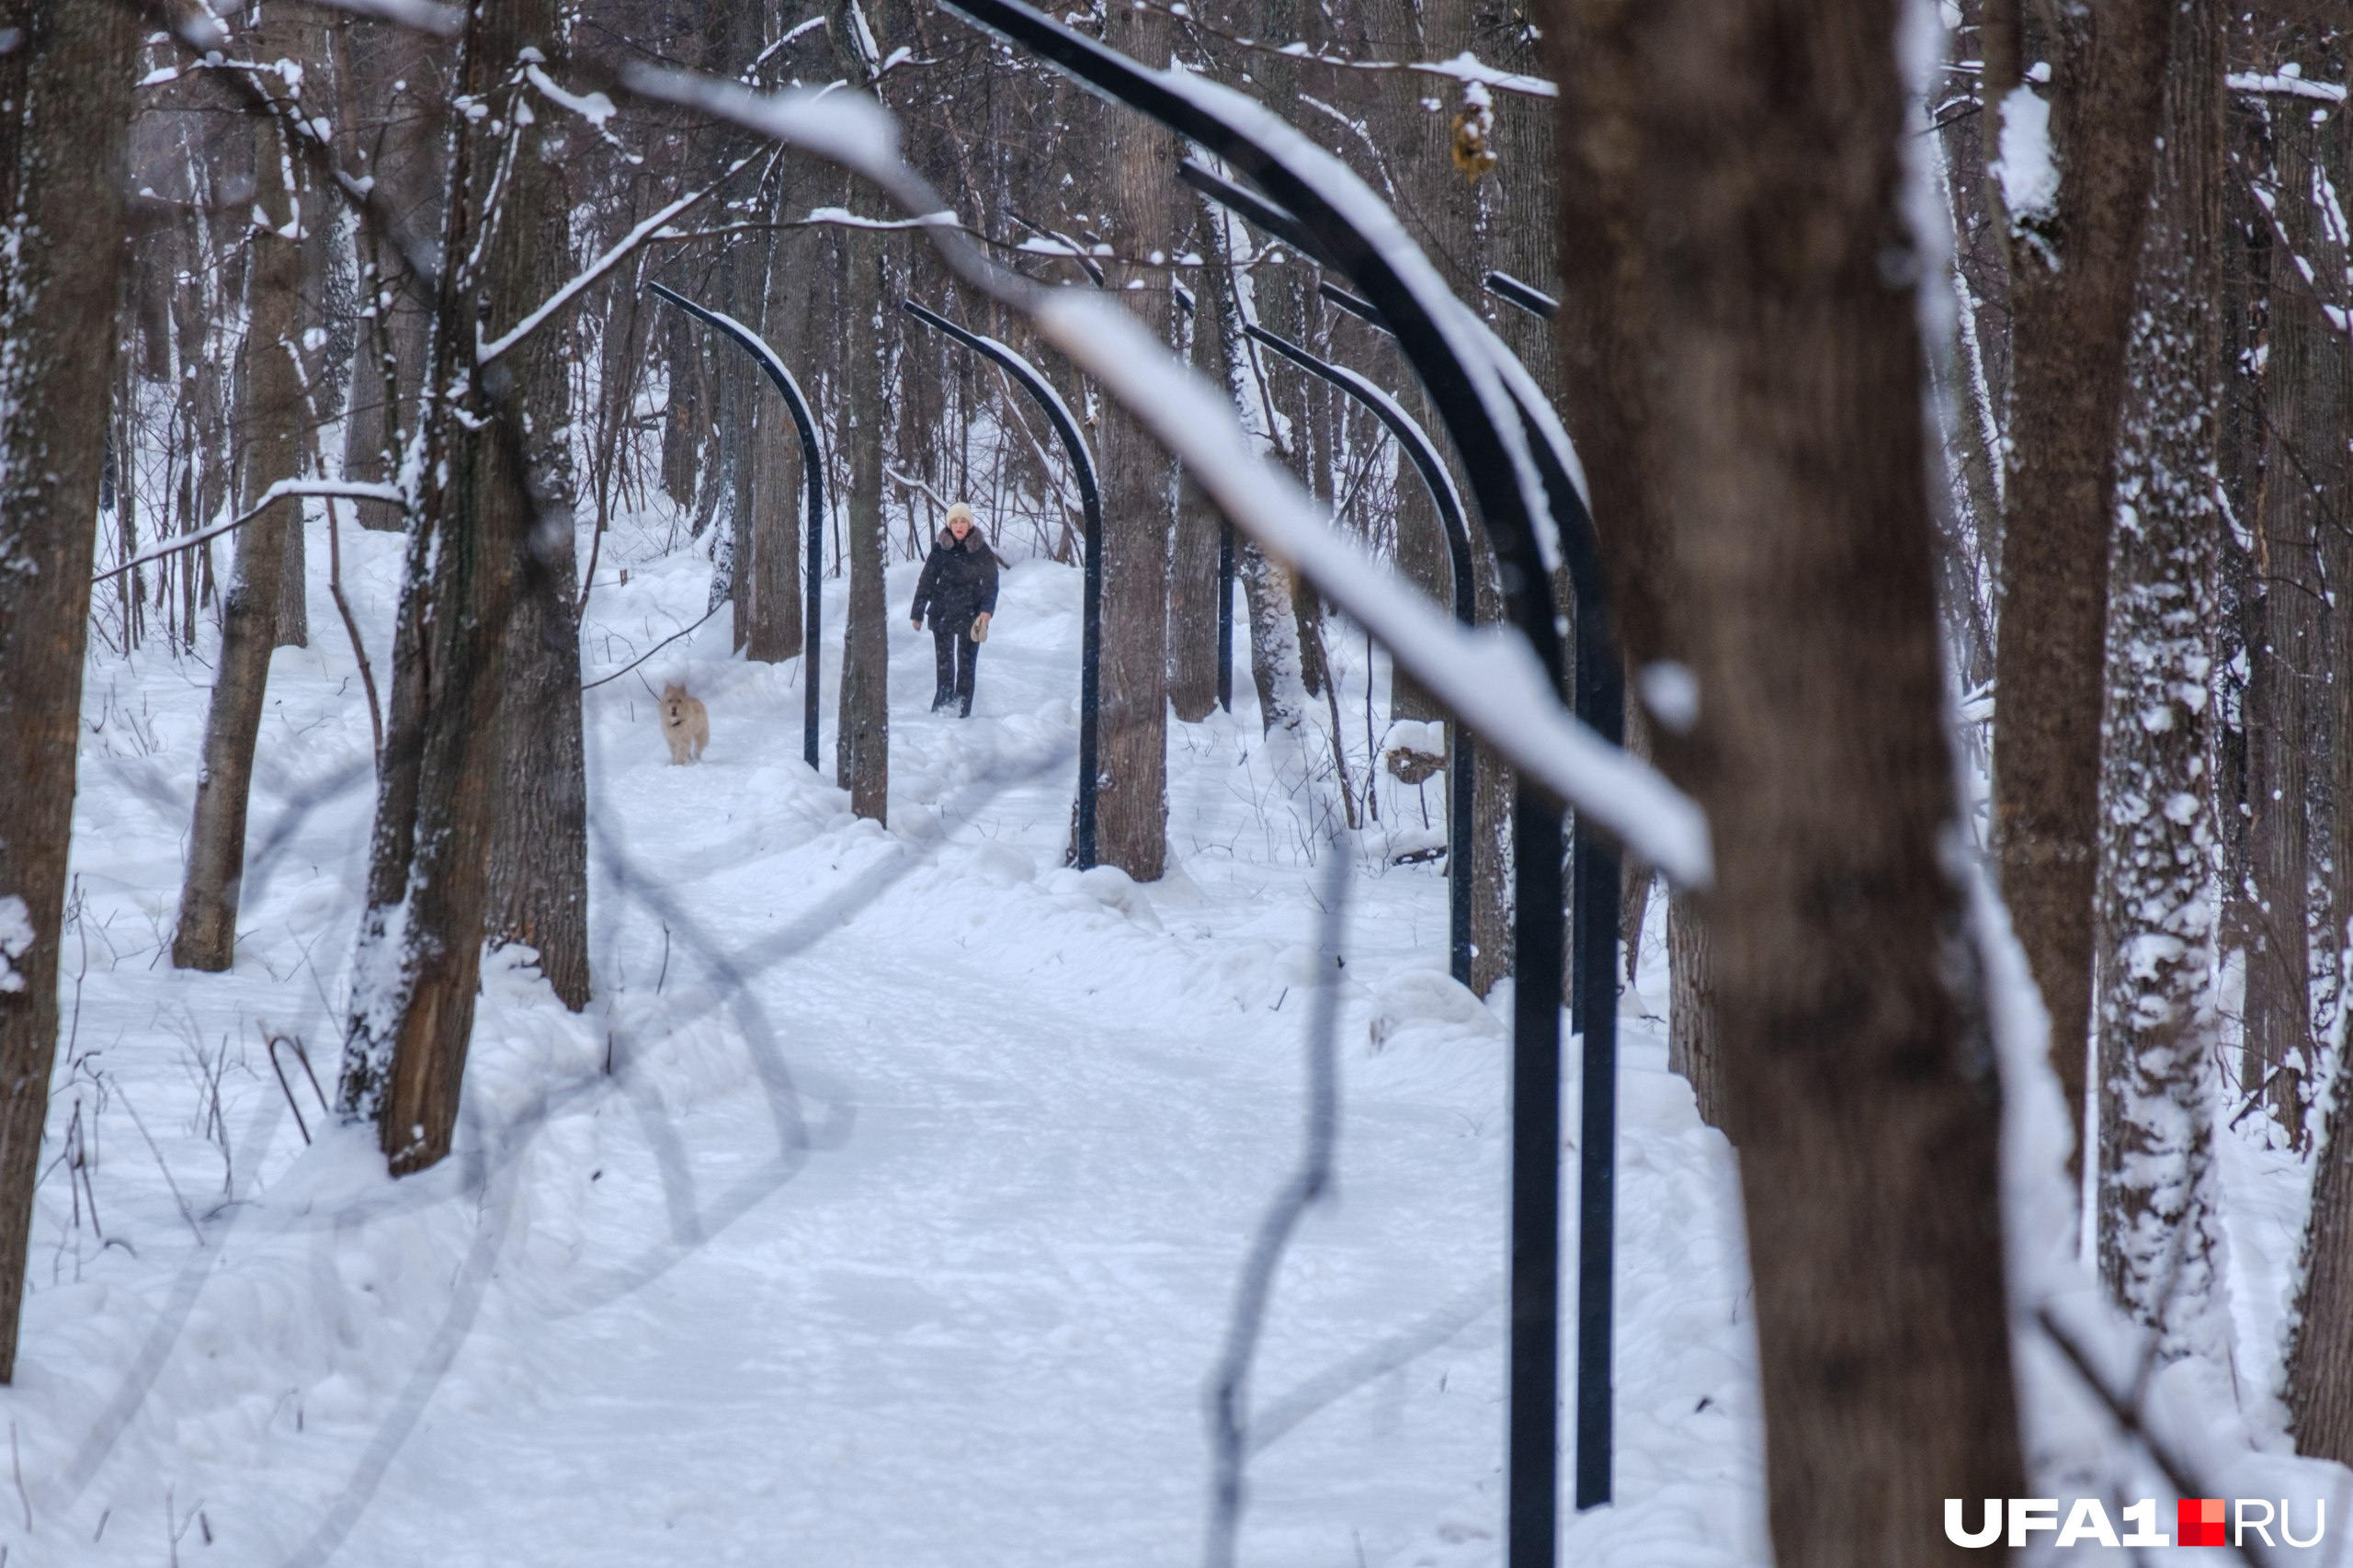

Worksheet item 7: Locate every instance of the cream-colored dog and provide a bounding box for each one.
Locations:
[659,683,709,765]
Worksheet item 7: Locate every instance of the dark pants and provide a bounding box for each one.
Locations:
[931,619,981,713]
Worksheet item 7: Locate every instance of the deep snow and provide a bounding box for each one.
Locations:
[12,501,1768,1567]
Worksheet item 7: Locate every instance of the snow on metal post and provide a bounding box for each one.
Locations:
[1483,270,1560,321]
[1242,322,1478,992]
[927,0,1622,1543]
[1200,153,1628,1515]
[899,297,1104,869]
[644,282,828,770]
[1477,264,1626,1513]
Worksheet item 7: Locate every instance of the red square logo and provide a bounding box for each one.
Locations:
[2178,1498,2225,1548]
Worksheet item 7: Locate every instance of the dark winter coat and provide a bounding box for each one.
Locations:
[912,528,1000,631]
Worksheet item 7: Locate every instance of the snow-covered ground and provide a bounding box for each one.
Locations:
[7,505,1770,1566]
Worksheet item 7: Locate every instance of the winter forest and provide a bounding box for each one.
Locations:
[11,0,2353,1562]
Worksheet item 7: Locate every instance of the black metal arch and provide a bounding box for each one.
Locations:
[933,0,1628,1545]
[1483,270,1561,321]
[899,297,1104,869]
[1242,322,1476,989]
[645,281,828,770]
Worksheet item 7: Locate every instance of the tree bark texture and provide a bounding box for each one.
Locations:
[338,0,564,1172]
[2242,96,2346,1138]
[1984,0,2173,1181]
[484,89,590,1016]
[1539,0,2028,1559]
[1546,0,1715,1097]
[176,61,308,973]
[1093,0,1178,882]
[337,19,438,533]
[1665,892,1722,1131]
[2280,42,2353,1466]
[0,0,142,1385]
[831,3,889,824]
[2092,0,2228,1360]
[1168,213,1226,725]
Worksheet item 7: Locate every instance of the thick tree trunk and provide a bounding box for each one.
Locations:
[1540,0,2028,1560]
[2092,0,2227,1358]
[1984,0,2173,1187]
[832,0,889,824]
[0,0,141,1385]
[741,209,798,665]
[484,105,589,1015]
[1093,0,1178,881]
[2279,37,2353,1463]
[1665,892,1722,1131]
[338,0,564,1172]
[2242,98,2345,1139]
[275,511,308,648]
[1549,0,1714,1081]
[176,63,308,972]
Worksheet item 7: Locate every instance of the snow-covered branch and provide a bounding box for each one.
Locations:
[297,0,466,37]
[2229,70,2347,104]
[618,65,1711,887]
[1147,4,1556,97]
[93,482,405,584]
[476,151,766,366]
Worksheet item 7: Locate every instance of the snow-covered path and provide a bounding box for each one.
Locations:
[6,517,1765,1568]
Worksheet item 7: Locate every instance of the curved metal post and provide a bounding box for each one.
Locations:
[932,2,1624,1541]
[898,297,1103,869]
[644,282,827,771]
[1243,322,1476,991]
[1483,270,1560,320]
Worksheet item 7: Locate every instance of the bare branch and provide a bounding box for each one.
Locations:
[91,482,404,584]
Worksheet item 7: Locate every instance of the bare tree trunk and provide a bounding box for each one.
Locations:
[1168,215,1224,725]
[176,62,308,972]
[339,19,436,533]
[739,193,797,664]
[1665,892,1722,1131]
[1200,200,1311,740]
[1550,0,1715,1069]
[1540,0,2028,1559]
[2280,26,2353,1462]
[832,0,889,824]
[338,0,563,1173]
[484,107,588,1015]
[2093,0,2228,1358]
[275,510,308,647]
[2243,96,2344,1140]
[1469,701,1511,997]
[0,0,141,1383]
[1983,0,2174,1189]
[1094,0,1177,881]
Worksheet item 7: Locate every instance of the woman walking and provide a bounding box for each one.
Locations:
[911,502,1000,717]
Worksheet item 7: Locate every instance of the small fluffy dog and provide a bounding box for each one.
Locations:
[659,683,710,765]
